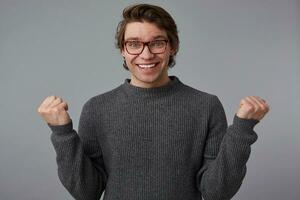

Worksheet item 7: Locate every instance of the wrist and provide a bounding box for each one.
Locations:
[47,119,73,133]
[232,114,260,130]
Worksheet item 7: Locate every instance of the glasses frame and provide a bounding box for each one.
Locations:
[124,39,169,55]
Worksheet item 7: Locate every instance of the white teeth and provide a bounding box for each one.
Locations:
[138,64,156,68]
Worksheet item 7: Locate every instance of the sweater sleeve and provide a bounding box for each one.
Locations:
[48,99,107,200]
[196,95,259,200]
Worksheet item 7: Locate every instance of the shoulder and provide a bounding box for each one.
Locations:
[178,81,220,106]
[82,85,124,110]
[176,80,226,123]
[176,80,225,117]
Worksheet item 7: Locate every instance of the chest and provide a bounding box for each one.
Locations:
[96,101,209,173]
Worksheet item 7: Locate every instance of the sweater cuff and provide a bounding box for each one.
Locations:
[47,120,73,133]
[232,114,260,130]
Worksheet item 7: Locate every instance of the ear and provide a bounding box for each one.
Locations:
[121,48,126,57]
[170,48,176,56]
[169,44,176,56]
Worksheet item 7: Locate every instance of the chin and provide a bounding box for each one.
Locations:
[138,73,167,85]
[137,75,159,83]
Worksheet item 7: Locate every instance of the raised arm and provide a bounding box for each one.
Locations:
[38,96,107,200]
[196,95,269,200]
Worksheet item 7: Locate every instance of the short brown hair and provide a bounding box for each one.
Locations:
[115,4,179,70]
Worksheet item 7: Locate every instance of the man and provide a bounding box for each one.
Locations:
[37,4,269,200]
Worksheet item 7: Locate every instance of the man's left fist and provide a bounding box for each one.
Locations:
[236,96,270,121]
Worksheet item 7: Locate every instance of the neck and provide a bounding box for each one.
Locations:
[122,76,182,100]
[130,75,171,88]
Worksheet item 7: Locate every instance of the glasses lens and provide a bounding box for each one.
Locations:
[149,40,167,54]
[126,41,143,54]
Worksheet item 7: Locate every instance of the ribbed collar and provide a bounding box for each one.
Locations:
[121,76,183,99]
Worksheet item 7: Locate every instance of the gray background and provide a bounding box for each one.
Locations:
[0,0,299,199]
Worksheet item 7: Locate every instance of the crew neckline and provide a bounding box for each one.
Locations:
[121,75,183,99]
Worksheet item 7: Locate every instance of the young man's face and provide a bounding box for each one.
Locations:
[121,21,174,88]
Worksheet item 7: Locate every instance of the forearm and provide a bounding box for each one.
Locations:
[49,121,107,200]
[197,115,259,200]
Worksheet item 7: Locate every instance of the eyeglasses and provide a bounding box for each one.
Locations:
[124,40,168,55]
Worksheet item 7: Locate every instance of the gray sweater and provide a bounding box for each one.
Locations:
[48,76,259,200]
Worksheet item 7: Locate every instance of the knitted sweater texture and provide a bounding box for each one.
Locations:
[48,76,259,200]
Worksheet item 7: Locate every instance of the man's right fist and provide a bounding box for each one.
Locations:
[37,96,71,126]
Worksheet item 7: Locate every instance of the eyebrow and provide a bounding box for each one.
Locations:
[125,35,167,41]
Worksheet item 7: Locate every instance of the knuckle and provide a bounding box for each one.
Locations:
[258,96,265,102]
[245,105,254,111]
[264,106,270,112]
[41,109,49,114]
[240,99,246,104]
[51,107,59,113]
[255,107,261,112]
[38,106,46,113]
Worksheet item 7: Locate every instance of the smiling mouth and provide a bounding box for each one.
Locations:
[137,63,158,69]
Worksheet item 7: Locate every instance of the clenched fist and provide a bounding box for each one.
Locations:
[236,96,270,121]
[37,95,71,126]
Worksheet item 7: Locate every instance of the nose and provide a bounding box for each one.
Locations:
[139,45,155,59]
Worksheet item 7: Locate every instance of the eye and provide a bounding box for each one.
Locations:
[127,41,142,48]
[150,40,165,48]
